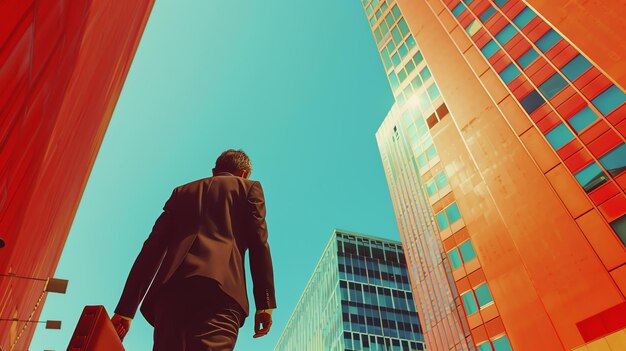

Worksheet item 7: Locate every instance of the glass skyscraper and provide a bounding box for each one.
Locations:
[360,0,626,350]
[274,230,426,351]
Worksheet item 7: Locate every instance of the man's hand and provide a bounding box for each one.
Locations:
[253,309,273,338]
[111,314,132,341]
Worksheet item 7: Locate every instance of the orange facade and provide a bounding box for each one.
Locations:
[0,1,153,349]
[368,0,626,350]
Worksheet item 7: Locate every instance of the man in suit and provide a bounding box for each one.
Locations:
[111,149,276,351]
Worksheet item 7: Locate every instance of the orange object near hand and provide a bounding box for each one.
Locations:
[67,305,125,351]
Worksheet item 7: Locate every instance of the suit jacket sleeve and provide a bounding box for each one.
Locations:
[247,181,277,310]
[114,189,177,318]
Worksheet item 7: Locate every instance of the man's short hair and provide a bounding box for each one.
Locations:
[214,149,252,174]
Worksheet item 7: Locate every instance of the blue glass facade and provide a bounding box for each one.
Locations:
[274,230,425,351]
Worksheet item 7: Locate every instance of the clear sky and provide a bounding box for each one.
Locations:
[30,0,397,350]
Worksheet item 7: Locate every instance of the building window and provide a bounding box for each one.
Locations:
[481,40,500,59]
[574,162,609,192]
[420,67,432,82]
[545,123,574,150]
[520,90,545,113]
[436,211,449,230]
[425,179,438,196]
[499,64,521,84]
[434,171,449,189]
[448,248,463,269]
[477,342,494,351]
[452,3,465,17]
[591,85,626,116]
[492,335,513,351]
[516,48,539,69]
[536,29,562,52]
[480,6,496,22]
[446,203,462,224]
[474,283,494,307]
[461,291,479,315]
[466,20,482,36]
[538,73,568,99]
[598,143,626,177]
[610,215,626,246]
[512,7,536,28]
[427,84,441,100]
[568,106,598,133]
[561,54,592,81]
[459,240,477,262]
[495,24,517,45]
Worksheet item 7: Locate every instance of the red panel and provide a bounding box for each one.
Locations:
[474,28,492,48]
[512,79,535,100]
[507,75,526,93]
[574,67,602,90]
[588,182,621,206]
[493,54,512,73]
[536,111,562,133]
[587,130,622,159]
[551,86,577,109]
[484,11,504,31]
[502,33,524,53]
[499,0,520,13]
[564,149,594,174]
[529,103,552,123]
[525,56,548,78]
[471,0,491,16]
[556,94,587,119]
[529,64,557,86]
[471,326,489,344]
[526,21,550,42]
[581,75,613,100]
[606,103,626,127]
[599,194,626,222]
[617,119,626,140]
[485,316,505,338]
[508,40,532,60]
[521,16,543,36]
[458,11,474,29]
[488,49,507,67]
[556,138,583,160]
[552,45,579,69]
[577,302,626,343]
[486,15,509,36]
[544,39,568,61]
[579,119,611,144]
[503,1,526,20]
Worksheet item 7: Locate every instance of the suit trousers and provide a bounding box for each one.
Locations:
[152,277,245,351]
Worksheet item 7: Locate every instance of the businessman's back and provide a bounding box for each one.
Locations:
[112,150,276,351]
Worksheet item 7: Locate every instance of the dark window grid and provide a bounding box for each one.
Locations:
[443,0,626,199]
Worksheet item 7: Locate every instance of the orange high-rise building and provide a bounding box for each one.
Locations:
[362,0,626,350]
[0,1,154,349]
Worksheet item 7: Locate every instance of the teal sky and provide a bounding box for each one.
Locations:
[30,1,398,350]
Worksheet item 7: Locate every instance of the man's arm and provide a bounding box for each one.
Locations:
[114,189,177,320]
[247,181,276,336]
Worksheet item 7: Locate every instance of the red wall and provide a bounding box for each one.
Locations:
[0,0,154,349]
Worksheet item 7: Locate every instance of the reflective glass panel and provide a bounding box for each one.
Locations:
[545,123,574,150]
[539,74,568,99]
[459,241,477,262]
[574,162,609,192]
[609,215,626,246]
[480,7,496,22]
[592,85,626,115]
[493,336,513,351]
[461,292,478,315]
[475,284,494,307]
[517,48,539,68]
[562,54,592,81]
[446,203,462,223]
[436,211,449,230]
[495,24,517,45]
[448,249,462,269]
[481,40,499,58]
[598,143,626,177]
[499,64,521,84]
[568,106,598,133]
[536,29,562,52]
[520,90,545,113]
[512,7,536,28]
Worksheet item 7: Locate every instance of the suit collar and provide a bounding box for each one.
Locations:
[215,171,235,177]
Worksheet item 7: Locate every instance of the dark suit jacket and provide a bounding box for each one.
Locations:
[114,173,276,325]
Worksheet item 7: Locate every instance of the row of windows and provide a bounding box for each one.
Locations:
[344,331,425,351]
[461,283,494,315]
[448,240,477,269]
[340,280,416,311]
[389,51,424,89]
[339,263,411,291]
[342,300,420,326]
[339,254,408,276]
[435,202,462,230]
[337,234,405,263]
